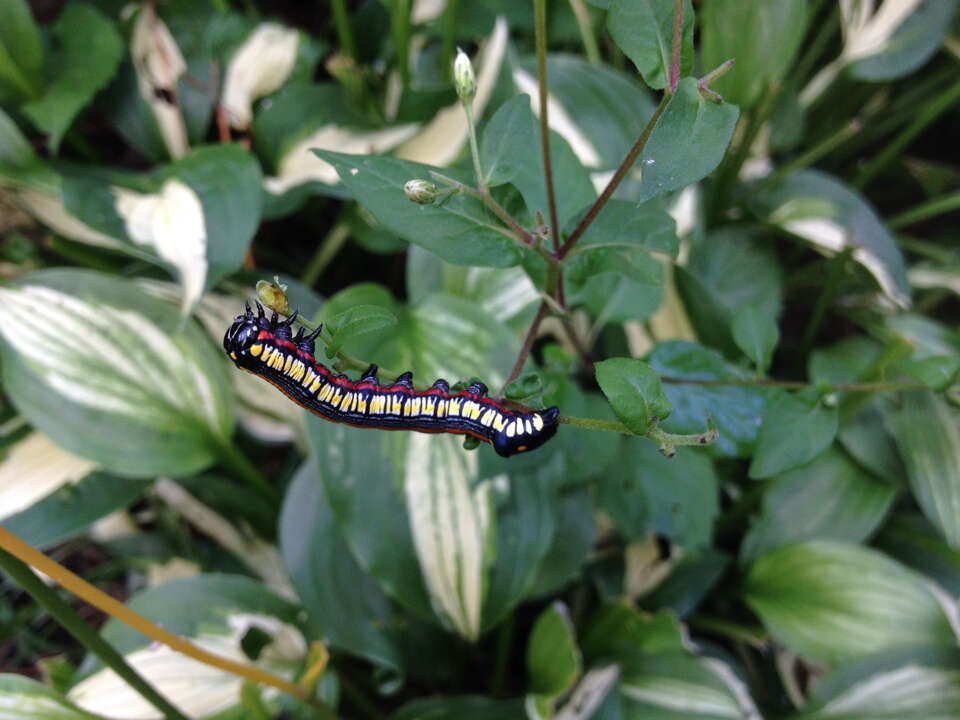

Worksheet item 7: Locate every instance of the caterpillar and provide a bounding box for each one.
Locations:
[223,303,560,457]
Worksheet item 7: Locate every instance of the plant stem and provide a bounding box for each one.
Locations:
[669,0,684,93]
[330,0,356,59]
[0,547,190,720]
[559,94,670,258]
[214,438,279,502]
[854,77,960,189]
[391,0,412,87]
[440,0,459,80]
[302,221,351,287]
[463,103,485,189]
[500,300,551,395]
[534,0,561,253]
[558,415,718,456]
[0,528,341,718]
[568,0,601,65]
[888,189,960,230]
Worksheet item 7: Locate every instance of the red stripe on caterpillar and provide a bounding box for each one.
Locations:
[223,302,559,457]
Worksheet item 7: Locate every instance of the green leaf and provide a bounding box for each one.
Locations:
[21,4,123,152]
[647,341,773,458]
[749,390,838,479]
[480,95,535,188]
[701,0,806,108]
[889,392,960,548]
[525,486,596,599]
[637,77,739,202]
[848,0,959,81]
[731,306,779,374]
[327,304,399,354]
[875,512,960,597]
[2,472,152,549]
[315,150,521,268]
[0,0,44,101]
[750,169,910,308]
[896,355,960,390]
[643,547,729,618]
[526,602,581,702]
[0,270,234,476]
[837,401,905,484]
[677,228,783,357]
[279,460,403,673]
[793,648,960,720]
[607,0,694,90]
[598,443,719,548]
[595,357,672,434]
[582,604,687,663]
[744,541,955,664]
[740,448,896,565]
[0,675,104,720]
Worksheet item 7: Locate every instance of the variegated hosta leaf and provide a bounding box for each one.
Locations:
[0,674,102,720]
[68,614,306,720]
[130,3,188,158]
[221,23,300,130]
[0,430,98,522]
[0,271,234,477]
[114,180,207,316]
[15,186,125,251]
[405,433,495,641]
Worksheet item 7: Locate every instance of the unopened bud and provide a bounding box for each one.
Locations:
[454,48,476,102]
[257,276,291,316]
[404,179,438,204]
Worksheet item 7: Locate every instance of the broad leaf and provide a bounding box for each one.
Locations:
[526,601,581,714]
[749,390,838,479]
[0,270,234,476]
[21,4,123,151]
[280,460,403,672]
[637,77,739,202]
[0,0,44,102]
[744,541,955,664]
[647,341,773,458]
[741,448,896,565]
[875,512,960,598]
[732,306,779,374]
[327,304,399,355]
[607,0,694,90]
[889,392,960,548]
[595,358,672,434]
[0,675,103,720]
[316,150,521,267]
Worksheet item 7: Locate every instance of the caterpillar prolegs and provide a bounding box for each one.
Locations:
[223,303,560,457]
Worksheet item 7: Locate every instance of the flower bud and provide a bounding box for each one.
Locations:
[257,277,291,316]
[454,48,476,102]
[404,179,438,204]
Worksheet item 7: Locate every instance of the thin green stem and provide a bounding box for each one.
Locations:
[568,0,601,65]
[330,0,356,58]
[390,0,412,86]
[501,300,550,395]
[214,439,279,502]
[750,119,862,194]
[669,0,683,93]
[854,78,960,189]
[463,103,485,189]
[0,548,191,720]
[888,190,960,230]
[302,221,351,287]
[534,0,561,253]
[559,93,670,258]
[558,415,718,457]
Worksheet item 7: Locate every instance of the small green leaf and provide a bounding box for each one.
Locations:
[744,541,955,664]
[327,304,398,354]
[890,392,960,549]
[526,602,581,701]
[897,355,960,390]
[749,390,838,479]
[741,448,896,565]
[701,0,807,108]
[504,372,544,402]
[731,306,779,373]
[638,77,739,202]
[0,0,44,101]
[595,357,672,434]
[607,0,694,90]
[315,150,521,268]
[480,95,535,188]
[21,4,123,151]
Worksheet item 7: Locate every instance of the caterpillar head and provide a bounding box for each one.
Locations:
[223,302,266,365]
[492,407,560,457]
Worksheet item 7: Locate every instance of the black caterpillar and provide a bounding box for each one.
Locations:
[223,303,560,457]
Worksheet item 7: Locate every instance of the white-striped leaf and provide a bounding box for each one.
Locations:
[0,270,234,477]
[889,391,960,548]
[221,23,300,130]
[745,541,955,664]
[405,432,495,641]
[0,675,104,720]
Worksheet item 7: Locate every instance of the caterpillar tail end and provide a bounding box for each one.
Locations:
[492,406,560,457]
